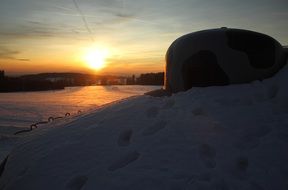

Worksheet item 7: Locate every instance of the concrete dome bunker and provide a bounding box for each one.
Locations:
[165,28,287,93]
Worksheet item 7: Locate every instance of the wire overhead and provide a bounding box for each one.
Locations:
[72,0,95,42]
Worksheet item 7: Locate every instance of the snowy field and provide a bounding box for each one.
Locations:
[1,61,288,189]
[0,85,159,164]
[0,85,160,128]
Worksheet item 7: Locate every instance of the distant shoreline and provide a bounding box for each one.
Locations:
[0,72,164,93]
[0,88,65,93]
[0,84,162,93]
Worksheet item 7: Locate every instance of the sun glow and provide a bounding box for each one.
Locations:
[84,47,109,70]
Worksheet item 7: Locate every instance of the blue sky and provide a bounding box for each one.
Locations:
[0,0,287,75]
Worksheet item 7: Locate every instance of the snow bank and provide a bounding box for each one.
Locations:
[0,62,288,189]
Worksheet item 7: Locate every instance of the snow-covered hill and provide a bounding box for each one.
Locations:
[0,60,288,190]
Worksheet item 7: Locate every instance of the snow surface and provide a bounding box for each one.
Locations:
[0,85,159,164]
[1,61,288,189]
[0,85,159,128]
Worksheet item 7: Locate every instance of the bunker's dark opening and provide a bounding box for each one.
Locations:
[226,29,275,69]
[182,50,229,90]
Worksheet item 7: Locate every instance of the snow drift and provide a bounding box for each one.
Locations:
[0,60,288,190]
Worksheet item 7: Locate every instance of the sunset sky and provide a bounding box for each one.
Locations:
[0,0,287,76]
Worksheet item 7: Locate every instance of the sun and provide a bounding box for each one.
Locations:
[84,47,109,70]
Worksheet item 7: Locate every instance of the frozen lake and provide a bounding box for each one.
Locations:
[0,85,160,162]
[0,85,160,129]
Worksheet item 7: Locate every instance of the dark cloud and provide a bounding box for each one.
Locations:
[16,58,30,62]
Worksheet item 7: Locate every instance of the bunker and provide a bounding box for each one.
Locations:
[165,28,287,93]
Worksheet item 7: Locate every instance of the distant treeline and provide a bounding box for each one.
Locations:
[0,72,164,92]
[136,72,164,85]
[0,77,65,92]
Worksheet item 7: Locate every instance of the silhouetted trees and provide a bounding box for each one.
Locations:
[126,75,136,85]
[0,70,4,80]
[0,77,65,92]
[136,72,164,85]
[0,71,164,92]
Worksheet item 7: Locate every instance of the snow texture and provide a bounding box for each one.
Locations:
[0,61,288,189]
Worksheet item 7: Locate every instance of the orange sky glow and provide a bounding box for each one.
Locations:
[0,0,287,76]
[0,37,167,75]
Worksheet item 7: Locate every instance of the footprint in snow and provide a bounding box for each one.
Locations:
[118,129,133,147]
[266,84,278,99]
[191,107,206,116]
[213,179,229,190]
[146,107,159,118]
[236,157,249,171]
[66,175,88,190]
[198,144,216,168]
[249,181,265,190]
[186,177,228,190]
[197,173,212,182]
[246,125,271,138]
[234,135,259,150]
[162,99,175,109]
[142,120,167,136]
[108,151,140,171]
[231,157,249,180]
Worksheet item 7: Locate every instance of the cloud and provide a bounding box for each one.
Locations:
[0,0,144,44]
[16,58,30,62]
[0,47,20,60]
[0,46,30,61]
[0,21,71,40]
